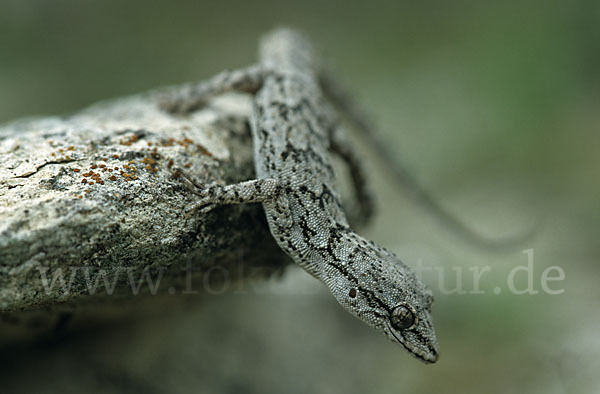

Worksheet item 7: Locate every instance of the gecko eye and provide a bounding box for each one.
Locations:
[390,304,417,331]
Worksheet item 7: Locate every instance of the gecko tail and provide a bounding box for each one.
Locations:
[320,71,538,251]
[380,156,540,251]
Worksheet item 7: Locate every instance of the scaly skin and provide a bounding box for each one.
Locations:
[163,28,439,363]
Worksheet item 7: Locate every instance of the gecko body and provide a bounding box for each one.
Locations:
[163,29,439,363]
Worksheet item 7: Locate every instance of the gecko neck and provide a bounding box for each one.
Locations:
[308,225,374,280]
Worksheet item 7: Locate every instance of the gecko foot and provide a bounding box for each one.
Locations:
[185,199,218,217]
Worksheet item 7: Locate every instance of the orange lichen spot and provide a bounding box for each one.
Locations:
[58,149,64,153]
[153,167,158,173]
[109,175,117,181]
[85,189,91,193]
[82,179,87,184]
[102,157,108,161]
[184,163,192,168]
[91,164,98,169]
[67,146,75,151]
[167,159,174,169]
[51,152,56,156]
[112,154,119,159]
[197,144,212,157]
[114,167,119,170]
[147,141,153,147]
[99,164,106,168]
[108,168,113,172]
[123,165,130,169]
[65,155,71,160]
[183,138,194,144]
[131,135,138,142]
[73,168,80,172]
[132,175,137,180]
[128,160,136,164]
[78,195,82,199]
[145,165,153,171]
[114,193,118,197]
[88,181,94,185]
[125,177,131,182]
[82,173,90,177]
[102,168,107,172]
[98,180,105,185]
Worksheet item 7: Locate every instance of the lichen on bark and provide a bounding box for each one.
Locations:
[0,88,288,314]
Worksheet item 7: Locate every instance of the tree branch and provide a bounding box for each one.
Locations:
[0,88,288,313]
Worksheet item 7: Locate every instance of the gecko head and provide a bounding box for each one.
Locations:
[322,234,439,363]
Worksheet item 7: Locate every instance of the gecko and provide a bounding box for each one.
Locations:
[161,28,439,363]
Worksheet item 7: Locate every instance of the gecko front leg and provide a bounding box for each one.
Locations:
[177,170,280,214]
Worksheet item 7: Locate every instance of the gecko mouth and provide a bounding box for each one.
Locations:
[387,322,439,364]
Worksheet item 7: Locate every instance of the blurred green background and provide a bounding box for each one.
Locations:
[1,0,598,393]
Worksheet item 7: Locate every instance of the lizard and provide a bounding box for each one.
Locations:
[160,28,439,363]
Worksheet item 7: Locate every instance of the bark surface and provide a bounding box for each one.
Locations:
[0,88,287,314]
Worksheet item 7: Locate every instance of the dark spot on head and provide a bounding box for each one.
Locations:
[349,288,357,298]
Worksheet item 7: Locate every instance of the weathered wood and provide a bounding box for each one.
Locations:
[0,88,288,313]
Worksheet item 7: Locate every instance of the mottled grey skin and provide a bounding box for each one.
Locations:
[163,28,439,363]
